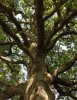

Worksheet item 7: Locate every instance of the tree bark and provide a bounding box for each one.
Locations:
[24,56,55,100]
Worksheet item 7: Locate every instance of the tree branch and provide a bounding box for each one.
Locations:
[0,56,27,65]
[46,31,77,51]
[55,77,77,87]
[0,19,34,60]
[53,54,77,77]
[44,10,77,49]
[0,83,25,99]
[54,83,77,100]
[0,3,30,47]
[0,41,15,46]
[44,0,67,21]
[0,41,15,56]
[35,0,45,56]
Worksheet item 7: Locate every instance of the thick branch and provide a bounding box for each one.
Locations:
[0,83,25,99]
[54,83,77,100]
[0,3,30,47]
[35,0,45,55]
[0,19,34,60]
[46,31,77,51]
[45,10,77,48]
[0,56,27,65]
[0,41,15,46]
[44,0,67,21]
[53,54,77,77]
[55,78,77,87]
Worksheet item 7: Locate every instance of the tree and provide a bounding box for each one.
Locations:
[0,0,77,99]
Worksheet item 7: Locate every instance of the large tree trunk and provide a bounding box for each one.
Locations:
[24,56,55,100]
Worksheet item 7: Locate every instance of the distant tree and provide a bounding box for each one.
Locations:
[0,0,77,100]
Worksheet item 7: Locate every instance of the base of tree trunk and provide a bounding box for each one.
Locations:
[24,72,55,100]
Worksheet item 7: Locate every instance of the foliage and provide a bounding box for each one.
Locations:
[0,0,77,100]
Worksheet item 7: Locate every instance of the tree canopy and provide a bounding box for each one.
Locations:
[0,0,77,100]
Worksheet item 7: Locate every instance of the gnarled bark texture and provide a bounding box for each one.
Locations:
[24,57,55,100]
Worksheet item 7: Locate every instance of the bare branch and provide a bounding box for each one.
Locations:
[0,83,25,99]
[55,78,77,87]
[46,31,77,51]
[0,41,15,56]
[35,0,45,56]
[0,56,27,65]
[54,83,77,100]
[0,41,15,46]
[44,0,67,21]
[44,10,77,48]
[53,54,77,77]
[0,3,30,47]
[0,19,34,60]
